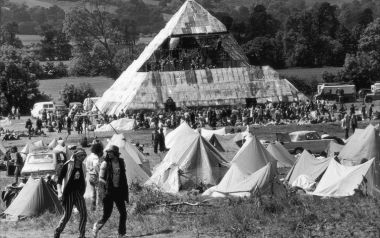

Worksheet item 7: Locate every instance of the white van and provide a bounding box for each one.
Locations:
[31,102,55,119]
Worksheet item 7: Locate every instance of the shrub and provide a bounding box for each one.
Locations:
[60,83,96,106]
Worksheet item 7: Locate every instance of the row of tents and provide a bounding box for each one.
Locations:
[148,122,380,198]
[2,122,379,219]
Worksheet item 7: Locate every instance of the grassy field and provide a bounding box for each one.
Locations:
[1,119,380,237]
[39,76,114,102]
[277,67,342,82]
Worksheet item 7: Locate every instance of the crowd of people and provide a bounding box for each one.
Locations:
[102,101,376,132]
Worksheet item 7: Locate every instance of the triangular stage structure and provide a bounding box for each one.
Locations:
[203,135,279,197]
[145,133,228,193]
[95,0,303,114]
[3,177,63,219]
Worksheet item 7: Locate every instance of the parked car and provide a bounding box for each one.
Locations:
[276,131,336,154]
[21,150,67,177]
[30,102,55,119]
[364,91,380,103]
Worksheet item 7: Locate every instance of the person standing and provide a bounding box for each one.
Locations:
[25,118,33,138]
[86,142,104,211]
[10,146,23,184]
[368,104,373,120]
[350,112,358,133]
[341,113,351,139]
[66,116,72,135]
[54,149,88,238]
[93,145,129,238]
[361,104,366,120]
[16,107,20,120]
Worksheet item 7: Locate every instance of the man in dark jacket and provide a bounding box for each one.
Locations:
[54,148,87,238]
[93,145,128,238]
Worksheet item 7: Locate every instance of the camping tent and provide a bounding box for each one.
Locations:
[200,127,226,141]
[338,124,380,197]
[145,133,229,193]
[266,141,295,168]
[285,150,330,185]
[48,138,58,149]
[95,118,136,132]
[312,158,375,197]
[203,163,276,197]
[3,177,63,218]
[339,124,379,165]
[20,140,46,154]
[325,141,344,158]
[203,135,278,197]
[209,134,241,162]
[165,122,198,149]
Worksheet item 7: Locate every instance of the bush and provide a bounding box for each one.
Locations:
[285,76,319,96]
[60,83,96,106]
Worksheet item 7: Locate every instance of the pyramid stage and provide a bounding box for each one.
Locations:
[96,0,302,115]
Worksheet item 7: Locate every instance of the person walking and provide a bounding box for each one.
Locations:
[54,148,88,238]
[93,145,129,238]
[86,141,104,211]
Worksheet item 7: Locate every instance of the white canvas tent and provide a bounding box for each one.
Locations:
[338,124,380,197]
[285,150,330,185]
[200,127,226,141]
[203,135,278,197]
[266,141,295,168]
[145,133,228,193]
[325,140,344,158]
[312,158,375,197]
[165,122,198,149]
[95,118,136,132]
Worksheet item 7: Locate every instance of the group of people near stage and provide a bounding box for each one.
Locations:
[100,101,377,132]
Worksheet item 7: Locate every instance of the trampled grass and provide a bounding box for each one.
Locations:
[39,76,114,102]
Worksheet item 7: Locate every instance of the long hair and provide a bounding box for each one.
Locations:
[91,142,104,157]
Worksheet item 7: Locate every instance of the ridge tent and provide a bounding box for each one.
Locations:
[339,124,380,165]
[209,134,241,162]
[312,158,375,197]
[285,150,330,185]
[200,127,226,141]
[325,140,344,158]
[266,141,295,168]
[203,135,278,197]
[95,118,136,132]
[48,138,58,149]
[21,140,46,155]
[203,163,277,197]
[338,124,380,197]
[3,177,63,219]
[165,122,198,149]
[145,133,229,193]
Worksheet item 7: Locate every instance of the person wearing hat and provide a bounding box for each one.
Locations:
[54,148,88,238]
[93,145,128,238]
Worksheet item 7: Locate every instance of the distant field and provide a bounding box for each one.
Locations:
[17,34,43,46]
[277,67,342,82]
[8,0,53,8]
[39,76,114,102]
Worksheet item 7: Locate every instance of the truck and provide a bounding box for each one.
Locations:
[365,83,380,103]
[314,83,356,103]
